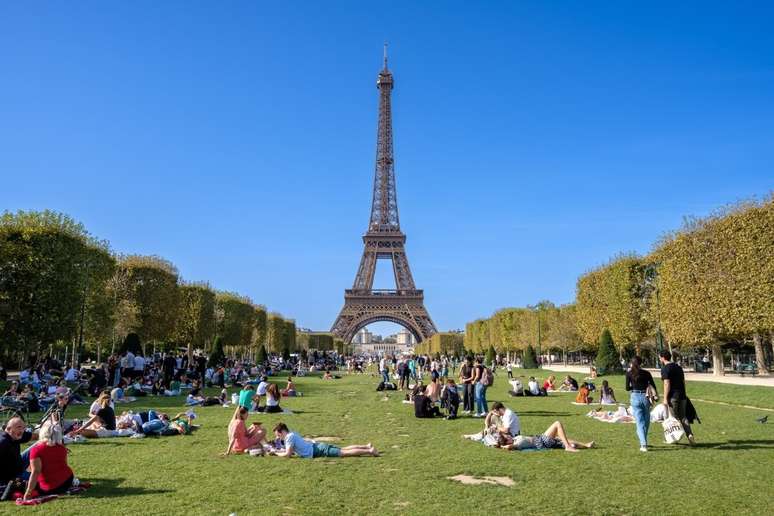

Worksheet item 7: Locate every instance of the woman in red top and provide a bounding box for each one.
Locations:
[23,420,75,500]
[224,406,265,455]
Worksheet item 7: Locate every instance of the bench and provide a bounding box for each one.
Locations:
[735,364,758,376]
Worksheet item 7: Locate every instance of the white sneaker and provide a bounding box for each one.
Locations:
[639,446,648,452]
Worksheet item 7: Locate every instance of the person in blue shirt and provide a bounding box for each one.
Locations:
[270,423,379,458]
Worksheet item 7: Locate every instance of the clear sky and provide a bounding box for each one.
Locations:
[1,2,772,335]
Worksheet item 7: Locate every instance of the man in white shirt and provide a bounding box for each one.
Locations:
[121,351,135,378]
[492,402,521,437]
[528,377,540,396]
[133,355,146,378]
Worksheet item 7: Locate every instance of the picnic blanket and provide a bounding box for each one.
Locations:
[586,407,635,424]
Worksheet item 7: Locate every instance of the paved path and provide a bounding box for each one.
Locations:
[533,364,774,387]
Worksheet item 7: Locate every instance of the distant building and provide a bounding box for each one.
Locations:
[353,327,414,355]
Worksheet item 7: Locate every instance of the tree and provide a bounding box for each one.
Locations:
[267,314,285,353]
[654,196,774,375]
[595,329,621,375]
[523,344,538,369]
[576,255,652,355]
[215,292,255,356]
[176,283,216,360]
[0,210,113,364]
[120,333,142,356]
[257,344,268,365]
[208,336,225,367]
[112,255,180,351]
[485,345,496,365]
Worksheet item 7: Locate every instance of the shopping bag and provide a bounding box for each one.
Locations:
[662,411,684,443]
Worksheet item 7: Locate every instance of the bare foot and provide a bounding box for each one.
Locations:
[564,446,579,452]
[586,441,595,448]
[369,446,380,457]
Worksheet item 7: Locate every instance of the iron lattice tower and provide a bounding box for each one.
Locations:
[331,47,438,344]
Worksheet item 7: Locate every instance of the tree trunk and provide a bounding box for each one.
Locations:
[712,343,724,377]
[753,333,769,376]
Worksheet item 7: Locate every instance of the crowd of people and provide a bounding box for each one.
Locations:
[0,347,701,504]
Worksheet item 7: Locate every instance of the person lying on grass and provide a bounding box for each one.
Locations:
[495,421,594,453]
[269,423,378,458]
[224,407,266,455]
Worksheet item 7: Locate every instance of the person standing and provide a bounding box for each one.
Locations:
[472,358,489,417]
[625,356,658,452]
[506,361,513,379]
[659,350,695,445]
[379,356,389,384]
[459,357,475,415]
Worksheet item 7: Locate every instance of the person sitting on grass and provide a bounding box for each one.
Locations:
[543,375,557,392]
[575,383,593,404]
[260,383,283,413]
[560,375,579,391]
[526,377,545,396]
[224,406,265,455]
[599,380,617,404]
[0,416,36,497]
[270,423,378,458]
[496,421,594,453]
[72,394,117,439]
[424,376,441,403]
[23,418,77,500]
[413,385,441,418]
[491,402,521,437]
[238,384,256,411]
[164,379,182,397]
[440,379,460,419]
[322,370,334,380]
[280,377,297,397]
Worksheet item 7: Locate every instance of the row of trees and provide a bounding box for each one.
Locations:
[464,301,582,357]
[414,332,465,357]
[463,195,773,376]
[0,210,299,367]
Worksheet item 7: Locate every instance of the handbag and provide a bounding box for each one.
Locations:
[662,407,685,444]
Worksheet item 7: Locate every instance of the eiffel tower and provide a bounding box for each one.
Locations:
[331,46,438,344]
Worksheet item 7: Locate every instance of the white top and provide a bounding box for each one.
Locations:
[528,380,540,395]
[256,381,269,395]
[122,352,135,369]
[509,379,523,393]
[266,393,279,407]
[501,408,521,436]
[133,356,146,371]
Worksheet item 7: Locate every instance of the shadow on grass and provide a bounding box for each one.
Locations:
[83,477,173,498]
[696,439,774,450]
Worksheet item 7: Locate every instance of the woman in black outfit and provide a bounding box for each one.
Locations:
[625,356,658,452]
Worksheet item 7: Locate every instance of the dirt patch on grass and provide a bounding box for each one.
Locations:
[448,474,515,487]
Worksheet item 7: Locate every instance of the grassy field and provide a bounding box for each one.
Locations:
[2,369,773,516]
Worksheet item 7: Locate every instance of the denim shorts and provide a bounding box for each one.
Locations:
[312,442,341,458]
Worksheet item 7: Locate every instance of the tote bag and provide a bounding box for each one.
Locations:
[662,409,684,444]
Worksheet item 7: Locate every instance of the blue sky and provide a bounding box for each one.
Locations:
[1,2,772,335]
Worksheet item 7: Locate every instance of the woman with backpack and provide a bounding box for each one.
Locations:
[473,358,492,417]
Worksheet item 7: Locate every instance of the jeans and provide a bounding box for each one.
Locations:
[20,447,31,480]
[141,411,166,435]
[462,383,474,412]
[670,398,693,437]
[630,392,651,447]
[381,369,389,384]
[474,383,488,414]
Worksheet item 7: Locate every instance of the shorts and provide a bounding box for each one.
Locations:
[312,442,341,458]
[535,434,564,450]
[96,428,118,438]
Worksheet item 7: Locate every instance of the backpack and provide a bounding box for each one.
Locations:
[481,367,494,386]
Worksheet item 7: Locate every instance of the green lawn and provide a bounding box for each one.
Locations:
[2,369,773,515]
